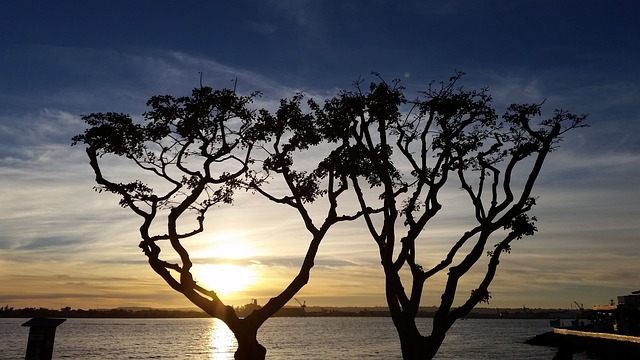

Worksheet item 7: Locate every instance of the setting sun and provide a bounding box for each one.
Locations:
[193,263,257,297]
[191,232,259,297]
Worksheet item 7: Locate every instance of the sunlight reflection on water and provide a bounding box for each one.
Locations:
[0,317,568,359]
[209,319,236,359]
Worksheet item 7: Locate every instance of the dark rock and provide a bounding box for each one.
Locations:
[525,331,562,347]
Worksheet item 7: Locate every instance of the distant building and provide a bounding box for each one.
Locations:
[589,290,640,335]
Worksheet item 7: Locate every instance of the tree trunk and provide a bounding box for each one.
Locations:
[397,326,446,360]
[233,327,267,360]
[234,336,266,360]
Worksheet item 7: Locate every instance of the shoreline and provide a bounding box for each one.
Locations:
[526,329,640,359]
[1,306,570,319]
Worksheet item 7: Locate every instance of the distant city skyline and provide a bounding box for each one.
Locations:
[1,1,639,311]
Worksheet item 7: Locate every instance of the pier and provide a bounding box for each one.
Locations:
[527,329,640,359]
[553,327,640,344]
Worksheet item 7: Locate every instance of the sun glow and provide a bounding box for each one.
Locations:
[196,232,258,259]
[194,263,257,296]
[192,232,259,297]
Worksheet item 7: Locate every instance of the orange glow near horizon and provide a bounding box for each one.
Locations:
[193,263,258,297]
[192,232,260,298]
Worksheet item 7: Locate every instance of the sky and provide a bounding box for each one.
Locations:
[1,1,639,311]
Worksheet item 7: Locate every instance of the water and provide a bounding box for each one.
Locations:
[1,317,581,359]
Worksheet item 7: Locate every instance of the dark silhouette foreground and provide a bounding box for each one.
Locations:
[73,86,364,359]
[527,331,640,359]
[308,72,586,359]
[73,73,586,359]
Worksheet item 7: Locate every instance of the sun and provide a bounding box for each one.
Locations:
[193,263,256,297]
[191,231,259,297]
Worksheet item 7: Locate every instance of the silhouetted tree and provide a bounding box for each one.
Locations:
[73,72,586,359]
[311,72,587,359]
[72,86,363,359]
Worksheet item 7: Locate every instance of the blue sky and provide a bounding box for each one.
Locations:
[1,1,639,310]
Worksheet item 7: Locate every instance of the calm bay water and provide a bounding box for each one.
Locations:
[1,317,585,359]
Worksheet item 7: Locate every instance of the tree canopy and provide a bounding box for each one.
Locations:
[73,72,586,360]
[73,85,365,359]
[314,72,587,359]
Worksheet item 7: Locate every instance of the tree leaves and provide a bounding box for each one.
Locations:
[72,112,145,157]
[73,74,587,357]
[504,213,538,240]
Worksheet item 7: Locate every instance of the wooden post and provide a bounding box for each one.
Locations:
[21,318,66,360]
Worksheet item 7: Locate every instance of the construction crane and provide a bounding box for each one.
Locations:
[573,301,584,311]
[294,297,306,309]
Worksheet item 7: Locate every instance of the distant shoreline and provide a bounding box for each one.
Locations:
[1,305,574,319]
